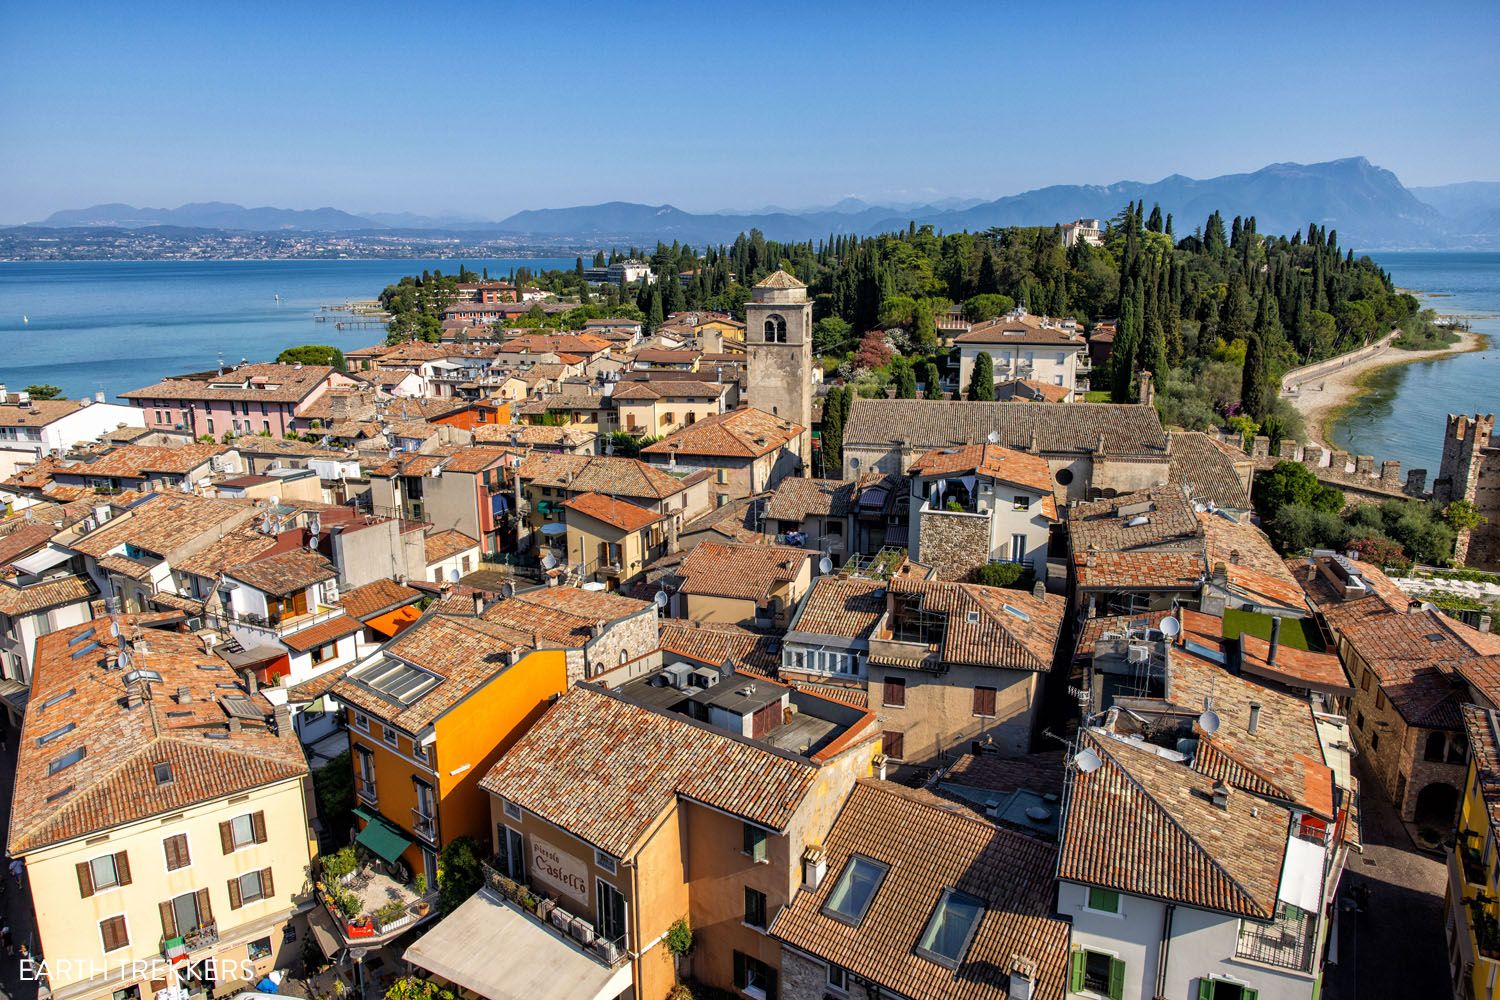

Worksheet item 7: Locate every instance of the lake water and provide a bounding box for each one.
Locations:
[0,258,576,399]
[1328,251,1500,478]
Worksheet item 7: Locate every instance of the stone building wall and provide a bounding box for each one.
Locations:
[915,508,992,581]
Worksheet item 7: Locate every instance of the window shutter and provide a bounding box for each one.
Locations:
[219,820,234,854]
[765,964,778,1000]
[1108,956,1125,1000]
[1242,990,1258,1000]
[883,730,904,759]
[76,861,95,898]
[251,811,268,844]
[884,678,904,707]
[228,877,243,910]
[160,900,178,939]
[261,867,275,898]
[114,851,132,886]
[101,916,128,952]
[732,951,747,990]
[1069,951,1086,993]
[196,888,213,923]
[1197,980,1215,1000]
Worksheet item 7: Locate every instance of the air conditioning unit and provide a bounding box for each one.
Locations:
[662,663,694,690]
[568,917,595,946]
[690,668,719,689]
[549,907,573,932]
[1126,644,1150,665]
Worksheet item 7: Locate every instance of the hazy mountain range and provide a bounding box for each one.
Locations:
[19,158,1500,250]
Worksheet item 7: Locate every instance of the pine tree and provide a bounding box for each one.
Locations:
[968,352,996,401]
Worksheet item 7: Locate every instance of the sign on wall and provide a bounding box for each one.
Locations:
[529,835,590,903]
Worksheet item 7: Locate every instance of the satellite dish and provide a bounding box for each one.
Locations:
[267,495,280,508]
[818,556,833,575]
[653,590,669,609]
[541,553,558,571]
[448,568,462,583]
[1160,616,1181,638]
[1073,748,1103,774]
[986,430,1001,444]
[501,582,515,599]
[307,533,320,550]
[116,649,133,671]
[1198,710,1221,736]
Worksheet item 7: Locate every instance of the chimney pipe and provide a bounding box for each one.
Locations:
[244,670,259,695]
[1267,616,1281,665]
[473,591,486,617]
[1248,702,1262,735]
[1032,580,1046,601]
[1211,780,1232,809]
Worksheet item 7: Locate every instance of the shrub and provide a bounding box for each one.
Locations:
[666,917,694,956]
[438,837,484,915]
[974,562,1034,590]
[321,846,357,881]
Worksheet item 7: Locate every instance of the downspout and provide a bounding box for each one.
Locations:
[1155,903,1175,999]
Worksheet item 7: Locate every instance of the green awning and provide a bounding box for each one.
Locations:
[353,808,411,864]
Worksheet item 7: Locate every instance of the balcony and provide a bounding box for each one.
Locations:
[480,859,629,970]
[1234,903,1318,973]
[162,920,219,960]
[219,603,345,648]
[316,847,438,946]
[412,807,438,842]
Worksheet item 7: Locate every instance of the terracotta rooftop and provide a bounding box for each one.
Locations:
[843,398,1169,458]
[678,541,808,602]
[562,493,663,533]
[1200,512,1308,610]
[610,380,724,401]
[517,453,688,501]
[337,578,422,621]
[424,529,478,565]
[954,312,1083,346]
[331,612,540,731]
[122,363,336,404]
[172,525,278,579]
[1069,487,1201,553]
[0,397,88,428]
[68,494,254,560]
[480,686,825,858]
[641,407,803,459]
[754,270,806,289]
[1170,431,1252,509]
[224,548,336,597]
[657,620,782,678]
[0,575,97,617]
[482,586,652,649]
[281,614,362,653]
[1057,729,1289,920]
[9,618,305,854]
[909,442,1054,495]
[60,444,231,479]
[882,577,1062,672]
[789,575,886,640]
[763,477,858,521]
[1462,704,1500,833]
[1073,550,1205,591]
[770,780,1069,1000]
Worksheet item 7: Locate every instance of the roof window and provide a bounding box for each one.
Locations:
[915,888,985,968]
[821,855,889,926]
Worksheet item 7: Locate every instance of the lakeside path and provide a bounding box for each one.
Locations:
[1282,328,1484,450]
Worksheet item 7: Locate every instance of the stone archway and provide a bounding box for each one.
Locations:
[1414,781,1461,831]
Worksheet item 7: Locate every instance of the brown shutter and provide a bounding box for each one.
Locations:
[196,888,213,923]
[884,677,905,707]
[219,820,234,854]
[251,811,267,844]
[974,686,996,717]
[114,851,131,886]
[165,834,189,871]
[101,916,128,952]
[883,730,904,759]
[261,867,275,899]
[76,861,95,898]
[160,900,178,938]
[228,877,243,910]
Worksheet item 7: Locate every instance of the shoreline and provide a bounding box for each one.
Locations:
[1284,328,1488,450]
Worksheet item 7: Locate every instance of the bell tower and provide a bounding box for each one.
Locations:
[745,270,813,457]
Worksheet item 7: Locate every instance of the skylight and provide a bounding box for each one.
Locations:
[1001,604,1031,622]
[69,641,101,659]
[123,669,163,685]
[915,888,985,968]
[66,628,96,646]
[38,688,76,711]
[354,657,441,706]
[37,722,76,746]
[154,762,173,785]
[821,855,889,926]
[47,747,87,776]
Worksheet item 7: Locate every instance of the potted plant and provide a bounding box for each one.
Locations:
[322,846,358,884]
[666,917,693,981]
[412,874,431,915]
[375,900,408,931]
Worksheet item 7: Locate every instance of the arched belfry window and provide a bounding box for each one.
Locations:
[764,315,787,343]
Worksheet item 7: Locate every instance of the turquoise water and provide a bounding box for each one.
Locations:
[0,258,575,399]
[1329,252,1500,477]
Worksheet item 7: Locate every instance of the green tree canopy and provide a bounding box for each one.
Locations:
[1252,461,1345,522]
[23,384,62,400]
[276,345,347,370]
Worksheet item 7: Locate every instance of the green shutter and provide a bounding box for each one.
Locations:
[1198,979,1215,1000]
[1070,950,1086,993]
[1108,957,1125,1000]
[1243,990,1259,1000]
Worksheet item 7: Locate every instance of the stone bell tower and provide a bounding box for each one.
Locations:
[745,270,813,455]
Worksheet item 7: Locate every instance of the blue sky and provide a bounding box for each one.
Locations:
[2,0,1497,223]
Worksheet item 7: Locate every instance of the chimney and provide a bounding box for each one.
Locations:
[274,703,293,736]
[244,670,259,695]
[1248,702,1262,735]
[1408,599,1423,614]
[591,620,605,639]
[875,752,889,781]
[176,686,192,704]
[1211,561,1228,586]
[228,718,242,734]
[473,591,486,617]
[1268,616,1281,665]
[95,390,106,404]
[802,846,827,890]
[1032,580,1046,601]
[1211,780,1232,810]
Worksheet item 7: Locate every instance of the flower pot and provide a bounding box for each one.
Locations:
[415,901,430,916]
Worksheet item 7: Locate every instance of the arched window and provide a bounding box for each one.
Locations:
[764,315,787,343]
[619,649,629,665]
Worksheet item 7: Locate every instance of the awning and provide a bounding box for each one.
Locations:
[404,889,631,1000]
[1277,834,1327,913]
[11,547,72,575]
[306,904,345,960]
[353,808,411,865]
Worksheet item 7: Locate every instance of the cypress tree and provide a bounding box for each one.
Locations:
[922,362,944,400]
[820,386,846,477]
[968,352,996,401]
[895,362,918,399]
[1240,330,1272,421]
[1111,296,1140,402]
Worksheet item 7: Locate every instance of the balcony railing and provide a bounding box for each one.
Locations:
[480,858,628,969]
[412,807,437,841]
[358,779,377,803]
[162,920,219,959]
[1235,904,1318,972]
